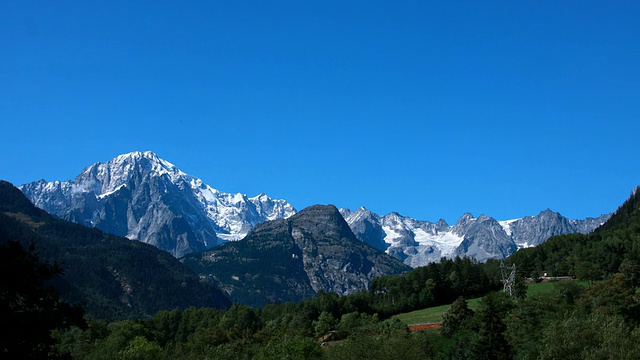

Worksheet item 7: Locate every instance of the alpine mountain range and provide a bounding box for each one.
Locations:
[19,151,611,266]
[340,207,609,267]
[19,151,296,257]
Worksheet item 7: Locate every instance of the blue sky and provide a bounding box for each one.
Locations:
[1,1,639,224]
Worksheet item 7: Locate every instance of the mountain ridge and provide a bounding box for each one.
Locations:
[340,206,611,267]
[181,204,411,307]
[19,151,296,257]
[19,151,611,264]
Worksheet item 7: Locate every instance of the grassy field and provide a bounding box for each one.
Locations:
[391,281,580,325]
[524,281,556,295]
[391,297,482,324]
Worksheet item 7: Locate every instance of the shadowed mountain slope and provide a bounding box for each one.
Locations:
[0,180,230,320]
[182,205,411,307]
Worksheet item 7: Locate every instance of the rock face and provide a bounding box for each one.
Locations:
[19,151,295,257]
[181,205,411,307]
[341,207,611,267]
[504,209,608,248]
[454,214,516,260]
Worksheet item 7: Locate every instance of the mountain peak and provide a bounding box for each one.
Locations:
[183,203,409,307]
[117,150,158,160]
[386,211,404,220]
[457,212,475,223]
[108,151,162,168]
[109,151,181,177]
[249,192,270,202]
[350,206,373,216]
[538,208,561,218]
[294,204,341,218]
[18,152,297,257]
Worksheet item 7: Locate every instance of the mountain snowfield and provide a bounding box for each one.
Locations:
[19,151,296,256]
[340,206,611,267]
[19,150,610,264]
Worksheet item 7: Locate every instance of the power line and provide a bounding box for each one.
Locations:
[500,261,516,296]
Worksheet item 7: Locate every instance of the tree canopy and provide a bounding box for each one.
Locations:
[0,241,85,359]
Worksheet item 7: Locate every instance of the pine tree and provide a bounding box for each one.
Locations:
[441,296,474,337]
[0,241,85,358]
[472,292,513,360]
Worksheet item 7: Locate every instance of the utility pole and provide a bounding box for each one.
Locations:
[500,261,516,296]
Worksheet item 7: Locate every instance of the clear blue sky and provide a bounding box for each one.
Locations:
[1,1,639,224]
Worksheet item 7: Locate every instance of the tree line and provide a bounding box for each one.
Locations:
[3,237,502,359]
[509,188,640,283]
[4,184,640,358]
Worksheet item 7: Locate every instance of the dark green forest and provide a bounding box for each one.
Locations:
[509,188,640,282]
[0,181,230,321]
[4,181,640,359]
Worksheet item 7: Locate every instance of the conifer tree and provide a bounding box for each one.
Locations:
[0,241,85,359]
[441,296,474,337]
[472,292,513,360]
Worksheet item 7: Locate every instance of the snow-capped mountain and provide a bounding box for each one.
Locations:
[17,150,611,264]
[19,151,296,257]
[500,209,610,248]
[340,207,611,267]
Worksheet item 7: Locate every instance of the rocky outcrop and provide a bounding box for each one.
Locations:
[453,214,517,260]
[181,205,411,307]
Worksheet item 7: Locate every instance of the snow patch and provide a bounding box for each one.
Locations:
[97,184,126,199]
[71,181,94,195]
[498,219,519,236]
[382,226,403,244]
[411,228,464,258]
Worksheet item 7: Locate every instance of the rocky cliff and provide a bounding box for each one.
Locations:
[181,205,411,307]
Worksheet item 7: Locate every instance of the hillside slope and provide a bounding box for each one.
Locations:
[182,205,411,307]
[0,181,231,320]
[508,187,640,278]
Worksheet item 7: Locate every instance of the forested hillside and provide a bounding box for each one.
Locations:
[0,181,230,320]
[182,205,411,307]
[6,179,640,359]
[52,256,502,359]
[509,187,640,281]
